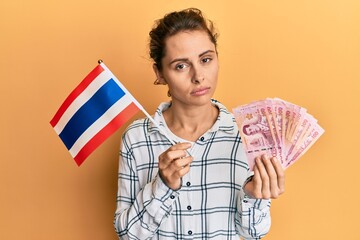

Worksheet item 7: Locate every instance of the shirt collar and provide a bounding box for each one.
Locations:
[147,99,236,136]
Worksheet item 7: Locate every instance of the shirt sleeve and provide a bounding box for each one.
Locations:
[235,177,272,239]
[114,133,179,239]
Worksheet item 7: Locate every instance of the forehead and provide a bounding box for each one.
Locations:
[163,30,216,59]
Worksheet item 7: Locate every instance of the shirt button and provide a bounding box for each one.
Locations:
[187,205,192,210]
[200,136,205,141]
[186,181,191,186]
[170,195,175,199]
[188,230,193,235]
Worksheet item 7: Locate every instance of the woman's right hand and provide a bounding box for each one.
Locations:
[158,142,193,190]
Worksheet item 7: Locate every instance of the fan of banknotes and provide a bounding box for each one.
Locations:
[233,98,324,170]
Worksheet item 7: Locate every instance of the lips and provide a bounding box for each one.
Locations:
[191,87,211,96]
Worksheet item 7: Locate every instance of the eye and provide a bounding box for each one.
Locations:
[175,63,187,70]
[202,57,212,63]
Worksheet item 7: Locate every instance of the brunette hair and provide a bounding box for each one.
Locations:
[149,8,218,70]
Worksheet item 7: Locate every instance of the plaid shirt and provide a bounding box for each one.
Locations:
[114,100,271,239]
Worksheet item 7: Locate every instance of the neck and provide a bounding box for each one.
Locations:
[163,100,219,142]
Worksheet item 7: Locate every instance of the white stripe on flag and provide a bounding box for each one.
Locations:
[53,70,114,135]
[100,62,142,111]
[68,95,134,158]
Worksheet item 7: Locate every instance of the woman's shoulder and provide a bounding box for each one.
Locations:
[122,117,151,140]
[211,99,239,129]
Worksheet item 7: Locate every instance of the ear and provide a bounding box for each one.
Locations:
[152,64,167,85]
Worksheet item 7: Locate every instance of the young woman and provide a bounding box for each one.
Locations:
[114,8,285,239]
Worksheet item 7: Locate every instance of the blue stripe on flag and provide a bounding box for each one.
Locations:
[59,78,125,150]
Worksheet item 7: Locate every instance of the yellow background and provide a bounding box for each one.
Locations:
[1,0,359,239]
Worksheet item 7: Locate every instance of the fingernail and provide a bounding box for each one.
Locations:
[272,157,278,163]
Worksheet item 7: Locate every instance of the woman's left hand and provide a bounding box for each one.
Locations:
[243,155,285,199]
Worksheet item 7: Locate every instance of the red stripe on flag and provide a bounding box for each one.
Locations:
[50,65,105,127]
[73,102,140,166]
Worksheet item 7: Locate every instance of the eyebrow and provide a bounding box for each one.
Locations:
[169,50,216,65]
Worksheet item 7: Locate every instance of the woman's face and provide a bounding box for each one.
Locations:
[154,30,219,107]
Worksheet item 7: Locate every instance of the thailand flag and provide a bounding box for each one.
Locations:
[50,62,140,166]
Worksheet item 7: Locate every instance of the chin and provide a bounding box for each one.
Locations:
[190,95,214,105]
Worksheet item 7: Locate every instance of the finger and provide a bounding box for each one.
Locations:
[256,156,271,199]
[261,155,279,198]
[271,157,285,194]
[159,148,189,168]
[164,142,192,161]
[170,157,193,180]
[168,149,189,160]
[173,156,193,170]
[169,142,192,151]
[178,163,191,177]
[252,163,263,198]
[158,153,172,169]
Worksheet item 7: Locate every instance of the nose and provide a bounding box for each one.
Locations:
[191,64,204,84]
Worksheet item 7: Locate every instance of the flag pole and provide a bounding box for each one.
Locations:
[98,59,177,146]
